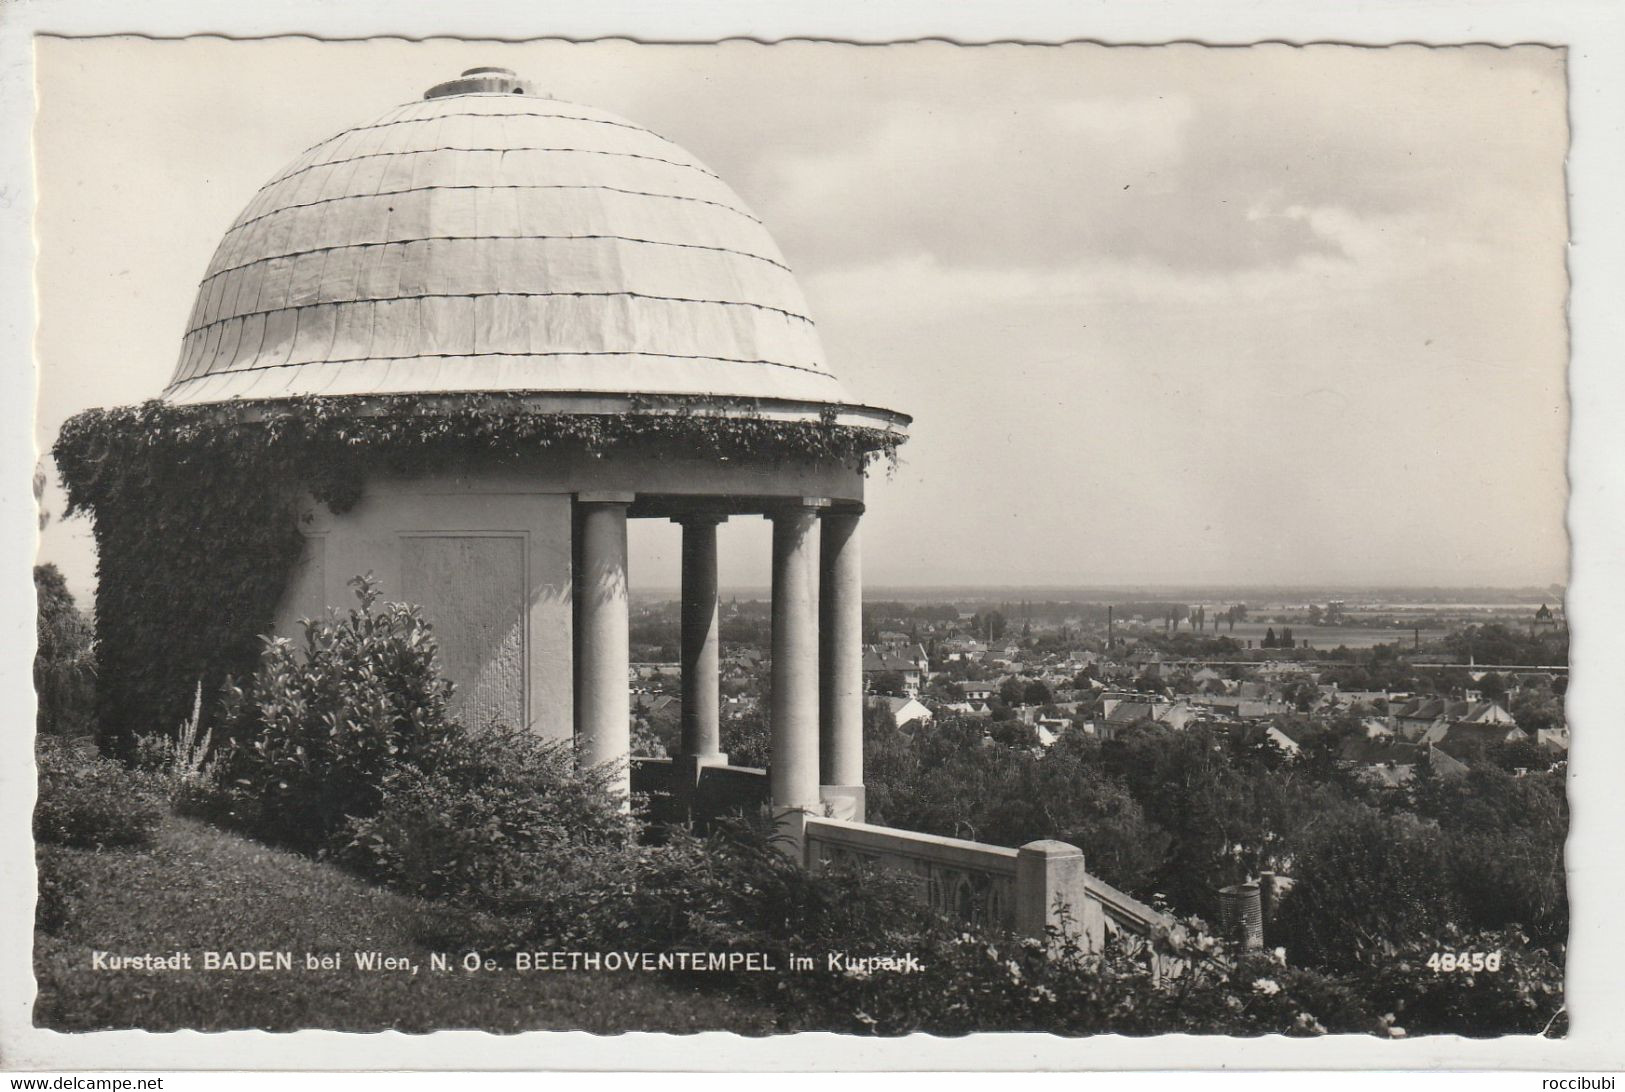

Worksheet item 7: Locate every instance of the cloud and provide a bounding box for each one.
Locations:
[684,43,1568,291]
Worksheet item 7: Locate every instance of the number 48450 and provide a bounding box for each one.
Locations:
[1426,951,1502,973]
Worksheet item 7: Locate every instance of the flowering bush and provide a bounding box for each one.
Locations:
[1356,927,1566,1037]
[759,916,1378,1037]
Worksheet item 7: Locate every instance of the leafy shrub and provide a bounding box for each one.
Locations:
[35,847,84,935]
[207,575,458,852]
[34,735,166,850]
[336,725,635,904]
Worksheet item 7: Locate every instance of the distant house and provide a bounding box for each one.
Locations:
[1100,699,1195,738]
[1393,697,1446,738]
[1393,697,1515,741]
[863,645,927,696]
[1233,722,1300,756]
[939,636,986,659]
[631,662,679,681]
[1425,720,1529,754]
[1427,746,1471,781]
[1339,738,1422,787]
[874,695,933,731]
[1362,716,1395,739]
[958,680,997,703]
[1191,695,1286,721]
[637,693,679,717]
[1536,727,1569,752]
[1269,719,1313,755]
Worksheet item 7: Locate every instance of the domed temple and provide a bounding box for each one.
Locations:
[161,67,909,820]
[57,68,1174,944]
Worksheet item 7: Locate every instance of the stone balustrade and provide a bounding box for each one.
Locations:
[801,816,1174,952]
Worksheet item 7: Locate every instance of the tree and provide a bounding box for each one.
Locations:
[973,610,1007,641]
[1022,679,1053,706]
[1271,808,1462,972]
[1282,678,1320,712]
[987,719,1038,749]
[1409,765,1568,947]
[870,670,908,697]
[1263,627,1278,649]
[1485,737,1552,773]
[1098,725,1271,912]
[1510,688,1562,735]
[35,564,96,737]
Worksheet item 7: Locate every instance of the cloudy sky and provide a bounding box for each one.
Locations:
[32,38,1569,597]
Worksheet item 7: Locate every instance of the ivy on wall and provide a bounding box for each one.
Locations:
[54,394,904,757]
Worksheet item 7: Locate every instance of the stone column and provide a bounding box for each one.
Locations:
[676,514,727,765]
[575,493,633,800]
[819,510,865,821]
[769,499,827,816]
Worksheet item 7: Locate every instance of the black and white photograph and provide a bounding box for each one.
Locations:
[5,2,1625,1078]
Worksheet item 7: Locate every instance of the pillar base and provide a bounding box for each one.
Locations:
[672,751,730,785]
[771,806,812,859]
[818,784,866,823]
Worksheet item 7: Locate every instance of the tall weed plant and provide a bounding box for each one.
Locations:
[134,680,217,805]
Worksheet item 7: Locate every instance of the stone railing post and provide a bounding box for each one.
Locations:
[1015,839,1103,952]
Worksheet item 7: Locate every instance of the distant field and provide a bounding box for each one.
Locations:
[1174,622,1445,650]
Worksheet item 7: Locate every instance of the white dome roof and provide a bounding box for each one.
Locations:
[163,70,856,409]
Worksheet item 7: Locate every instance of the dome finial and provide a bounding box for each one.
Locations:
[425,67,529,99]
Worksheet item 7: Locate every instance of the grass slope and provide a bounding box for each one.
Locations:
[34,815,775,1034]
